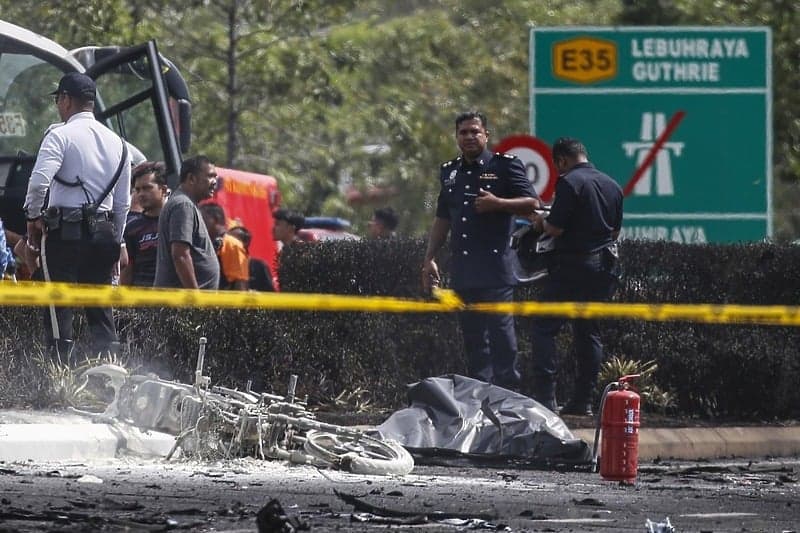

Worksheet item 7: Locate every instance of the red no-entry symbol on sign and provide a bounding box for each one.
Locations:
[494,135,557,202]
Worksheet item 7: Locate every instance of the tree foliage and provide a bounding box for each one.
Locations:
[0,0,134,46]
[617,0,800,239]
[1,0,798,237]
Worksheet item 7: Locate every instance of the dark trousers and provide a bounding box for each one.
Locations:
[531,252,617,405]
[41,228,120,358]
[456,286,520,389]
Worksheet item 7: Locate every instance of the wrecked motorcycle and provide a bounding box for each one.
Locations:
[72,337,414,476]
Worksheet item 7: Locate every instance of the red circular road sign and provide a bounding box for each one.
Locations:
[493,135,557,202]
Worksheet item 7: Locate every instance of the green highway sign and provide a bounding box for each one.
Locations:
[530,27,772,243]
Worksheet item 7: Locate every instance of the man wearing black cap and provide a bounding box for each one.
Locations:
[24,72,131,363]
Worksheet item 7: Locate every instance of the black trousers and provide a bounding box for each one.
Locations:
[41,227,120,357]
[455,286,520,389]
[530,252,618,405]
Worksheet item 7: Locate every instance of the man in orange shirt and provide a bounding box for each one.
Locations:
[199,203,249,290]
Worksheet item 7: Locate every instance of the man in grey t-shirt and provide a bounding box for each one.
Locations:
[154,155,220,289]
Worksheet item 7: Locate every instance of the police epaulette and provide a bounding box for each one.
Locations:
[441,159,458,168]
[497,152,515,159]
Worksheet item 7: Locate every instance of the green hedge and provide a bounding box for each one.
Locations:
[281,239,800,419]
[1,239,799,419]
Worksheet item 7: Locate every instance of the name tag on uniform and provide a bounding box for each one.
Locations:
[480,173,498,180]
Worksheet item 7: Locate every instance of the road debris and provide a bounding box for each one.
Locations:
[334,488,501,526]
[573,497,605,507]
[256,498,309,532]
[76,474,103,484]
[645,516,675,532]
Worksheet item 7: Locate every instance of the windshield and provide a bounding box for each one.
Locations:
[0,47,63,157]
[92,53,167,165]
[0,30,181,234]
[0,43,169,165]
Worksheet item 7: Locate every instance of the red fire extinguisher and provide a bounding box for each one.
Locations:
[592,374,640,484]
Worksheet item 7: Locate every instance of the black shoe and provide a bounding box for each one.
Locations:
[559,401,593,417]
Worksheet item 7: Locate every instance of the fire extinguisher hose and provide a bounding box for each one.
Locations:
[591,381,617,472]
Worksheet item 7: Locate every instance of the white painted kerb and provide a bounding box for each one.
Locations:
[0,422,175,462]
[0,423,119,462]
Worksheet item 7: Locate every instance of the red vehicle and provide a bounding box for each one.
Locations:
[297,216,359,242]
[206,168,281,280]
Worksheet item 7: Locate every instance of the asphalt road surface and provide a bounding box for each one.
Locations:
[0,455,798,532]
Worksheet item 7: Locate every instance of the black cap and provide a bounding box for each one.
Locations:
[50,72,96,99]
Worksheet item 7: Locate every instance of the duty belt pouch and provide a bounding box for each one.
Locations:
[83,204,115,244]
[60,207,84,241]
[43,207,61,232]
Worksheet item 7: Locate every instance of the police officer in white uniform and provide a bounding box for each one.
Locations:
[24,72,131,362]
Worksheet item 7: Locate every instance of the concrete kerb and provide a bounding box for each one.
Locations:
[572,426,800,461]
[0,410,175,463]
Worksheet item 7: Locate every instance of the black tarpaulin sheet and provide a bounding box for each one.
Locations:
[375,375,591,466]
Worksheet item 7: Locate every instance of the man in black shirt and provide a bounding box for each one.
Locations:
[528,137,623,415]
[121,162,168,286]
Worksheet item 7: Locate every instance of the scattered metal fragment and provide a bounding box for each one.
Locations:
[76,474,103,484]
[449,518,512,530]
[646,516,675,532]
[334,489,499,522]
[256,498,310,532]
[573,497,605,507]
[498,472,519,482]
[101,496,144,511]
[67,499,96,509]
[351,512,428,525]
[193,470,225,478]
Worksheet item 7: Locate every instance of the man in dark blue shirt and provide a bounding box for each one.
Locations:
[422,111,539,389]
[121,161,168,286]
[528,137,623,415]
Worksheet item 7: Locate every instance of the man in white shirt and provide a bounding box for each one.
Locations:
[24,72,131,363]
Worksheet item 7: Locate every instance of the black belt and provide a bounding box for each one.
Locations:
[46,207,111,222]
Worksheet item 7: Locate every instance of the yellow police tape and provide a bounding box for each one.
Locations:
[1,281,799,326]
